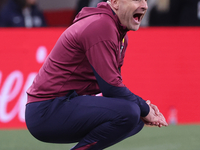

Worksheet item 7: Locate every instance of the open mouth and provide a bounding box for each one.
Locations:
[133,13,143,23]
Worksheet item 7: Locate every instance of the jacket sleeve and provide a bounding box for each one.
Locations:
[86,40,149,117]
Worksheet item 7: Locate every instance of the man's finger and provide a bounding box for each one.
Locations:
[150,104,160,115]
[146,100,151,105]
[158,115,168,126]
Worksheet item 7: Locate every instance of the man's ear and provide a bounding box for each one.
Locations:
[110,0,119,10]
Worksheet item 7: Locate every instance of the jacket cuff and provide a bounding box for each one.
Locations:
[139,100,150,117]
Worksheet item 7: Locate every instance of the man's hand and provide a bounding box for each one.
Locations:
[141,100,168,127]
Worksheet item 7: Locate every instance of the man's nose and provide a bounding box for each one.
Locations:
[141,0,148,11]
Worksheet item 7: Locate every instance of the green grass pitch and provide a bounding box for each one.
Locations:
[0,125,199,150]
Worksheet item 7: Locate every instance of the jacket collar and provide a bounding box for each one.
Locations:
[98,2,128,40]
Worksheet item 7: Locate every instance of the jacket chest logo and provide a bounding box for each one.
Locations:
[119,38,125,58]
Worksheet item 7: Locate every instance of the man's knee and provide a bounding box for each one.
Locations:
[115,102,141,130]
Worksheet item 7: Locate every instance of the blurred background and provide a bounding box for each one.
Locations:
[0,0,200,150]
[0,0,200,27]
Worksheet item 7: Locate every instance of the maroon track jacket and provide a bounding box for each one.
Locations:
[27,2,149,117]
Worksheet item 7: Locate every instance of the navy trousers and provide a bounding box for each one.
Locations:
[25,91,144,150]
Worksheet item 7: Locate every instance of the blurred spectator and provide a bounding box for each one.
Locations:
[0,0,47,27]
[169,0,200,26]
[149,0,171,26]
[149,0,200,26]
[0,0,7,10]
[75,0,107,16]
